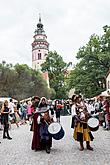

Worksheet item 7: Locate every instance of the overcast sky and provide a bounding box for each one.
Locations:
[0,0,110,67]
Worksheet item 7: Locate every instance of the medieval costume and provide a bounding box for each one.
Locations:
[31,97,53,154]
[71,95,94,151]
[37,97,53,153]
[31,96,41,151]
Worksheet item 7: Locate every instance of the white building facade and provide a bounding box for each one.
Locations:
[106,70,110,90]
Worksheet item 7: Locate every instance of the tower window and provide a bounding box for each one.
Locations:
[38,53,41,59]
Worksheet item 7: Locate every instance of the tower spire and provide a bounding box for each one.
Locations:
[39,13,41,23]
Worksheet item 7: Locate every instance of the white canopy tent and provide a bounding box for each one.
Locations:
[20,97,32,103]
[100,89,110,97]
[0,97,18,103]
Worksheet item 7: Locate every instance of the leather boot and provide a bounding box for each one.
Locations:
[6,130,12,140]
[46,140,50,154]
[3,129,7,139]
[86,141,93,151]
[79,142,84,151]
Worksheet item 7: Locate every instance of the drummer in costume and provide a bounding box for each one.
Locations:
[71,95,94,151]
[37,97,53,153]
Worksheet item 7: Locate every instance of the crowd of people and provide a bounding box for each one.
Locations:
[0,95,110,152]
[0,97,64,149]
[84,97,110,130]
[71,94,110,151]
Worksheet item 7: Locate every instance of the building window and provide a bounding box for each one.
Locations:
[38,53,41,60]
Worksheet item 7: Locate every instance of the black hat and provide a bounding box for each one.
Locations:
[33,96,40,100]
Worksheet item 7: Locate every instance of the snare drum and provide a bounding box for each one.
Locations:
[48,122,65,140]
[87,117,99,131]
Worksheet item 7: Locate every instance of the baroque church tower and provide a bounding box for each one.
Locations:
[32,15,49,71]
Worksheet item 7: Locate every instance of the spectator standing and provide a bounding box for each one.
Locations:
[103,97,110,130]
[54,100,63,123]
[1,100,12,140]
[8,99,19,127]
[20,101,28,125]
[87,100,95,114]
[27,101,33,125]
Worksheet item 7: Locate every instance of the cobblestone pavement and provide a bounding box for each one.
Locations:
[0,116,110,165]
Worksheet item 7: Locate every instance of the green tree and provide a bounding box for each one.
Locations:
[0,62,50,100]
[0,61,17,97]
[41,51,68,99]
[68,26,110,98]
[14,64,50,100]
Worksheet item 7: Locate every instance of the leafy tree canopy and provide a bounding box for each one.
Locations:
[0,62,51,100]
[68,25,110,98]
[41,51,70,99]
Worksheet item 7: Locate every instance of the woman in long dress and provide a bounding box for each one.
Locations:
[31,96,41,151]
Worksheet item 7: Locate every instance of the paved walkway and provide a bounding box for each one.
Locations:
[0,116,110,165]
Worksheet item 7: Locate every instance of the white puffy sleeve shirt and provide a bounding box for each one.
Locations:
[71,104,77,117]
